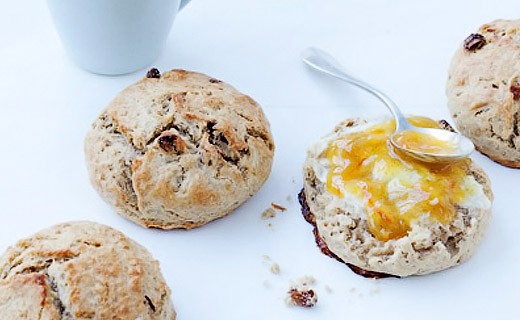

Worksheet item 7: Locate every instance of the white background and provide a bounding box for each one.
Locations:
[1,0,519,319]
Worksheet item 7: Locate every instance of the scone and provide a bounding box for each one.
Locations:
[0,221,175,319]
[299,117,493,277]
[85,69,275,229]
[447,19,520,168]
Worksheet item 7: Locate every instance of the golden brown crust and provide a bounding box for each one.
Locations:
[0,221,176,319]
[0,273,62,319]
[85,69,275,229]
[475,145,520,168]
[447,19,520,168]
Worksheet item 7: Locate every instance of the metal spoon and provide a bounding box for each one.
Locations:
[301,47,474,163]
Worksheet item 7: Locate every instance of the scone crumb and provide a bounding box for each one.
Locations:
[324,285,333,294]
[261,207,276,220]
[286,288,318,308]
[271,203,287,212]
[370,287,381,295]
[270,263,280,275]
[286,276,318,308]
[262,255,280,274]
[298,275,315,286]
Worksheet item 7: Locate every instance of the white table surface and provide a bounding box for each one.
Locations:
[1,0,519,319]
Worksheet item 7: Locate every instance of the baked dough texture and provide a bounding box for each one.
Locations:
[302,118,494,277]
[85,69,275,229]
[447,19,520,167]
[0,221,175,319]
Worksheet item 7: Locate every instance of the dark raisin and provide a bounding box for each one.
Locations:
[463,33,487,52]
[510,85,520,100]
[209,78,222,83]
[288,288,317,308]
[144,295,156,312]
[146,68,161,79]
[492,83,499,89]
[158,134,184,153]
[438,120,456,133]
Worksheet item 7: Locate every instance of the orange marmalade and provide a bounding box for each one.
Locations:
[326,117,471,241]
[393,130,458,155]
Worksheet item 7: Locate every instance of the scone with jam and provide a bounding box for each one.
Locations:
[299,117,493,277]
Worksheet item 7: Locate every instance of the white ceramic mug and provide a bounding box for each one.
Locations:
[47,0,191,75]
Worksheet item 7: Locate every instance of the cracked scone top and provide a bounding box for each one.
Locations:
[0,221,175,319]
[301,117,493,277]
[85,69,275,229]
[447,19,520,168]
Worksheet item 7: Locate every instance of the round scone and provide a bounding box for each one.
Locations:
[447,19,520,168]
[85,69,275,229]
[300,117,493,277]
[0,221,175,319]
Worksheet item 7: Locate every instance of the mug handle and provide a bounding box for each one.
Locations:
[179,0,191,10]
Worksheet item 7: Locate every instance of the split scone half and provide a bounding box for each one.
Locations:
[300,116,493,277]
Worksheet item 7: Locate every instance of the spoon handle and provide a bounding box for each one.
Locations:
[301,47,409,130]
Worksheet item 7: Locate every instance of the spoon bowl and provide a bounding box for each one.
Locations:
[301,47,475,163]
[390,126,475,163]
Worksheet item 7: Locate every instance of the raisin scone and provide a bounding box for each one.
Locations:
[85,69,275,229]
[0,221,175,319]
[447,19,520,168]
[300,117,493,277]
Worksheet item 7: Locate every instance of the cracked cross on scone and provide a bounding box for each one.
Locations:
[447,19,520,168]
[0,221,175,319]
[85,69,275,229]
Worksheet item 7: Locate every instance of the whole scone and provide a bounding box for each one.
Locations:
[85,69,275,229]
[0,221,175,319]
[447,19,520,168]
[300,117,493,277]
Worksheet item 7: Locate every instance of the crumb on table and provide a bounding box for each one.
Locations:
[261,207,276,219]
[370,287,380,295]
[287,288,318,308]
[324,285,333,294]
[286,275,318,308]
[270,263,280,275]
[271,202,287,212]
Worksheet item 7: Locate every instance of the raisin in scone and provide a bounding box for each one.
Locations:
[447,19,520,168]
[300,117,493,277]
[0,221,175,319]
[85,69,275,229]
